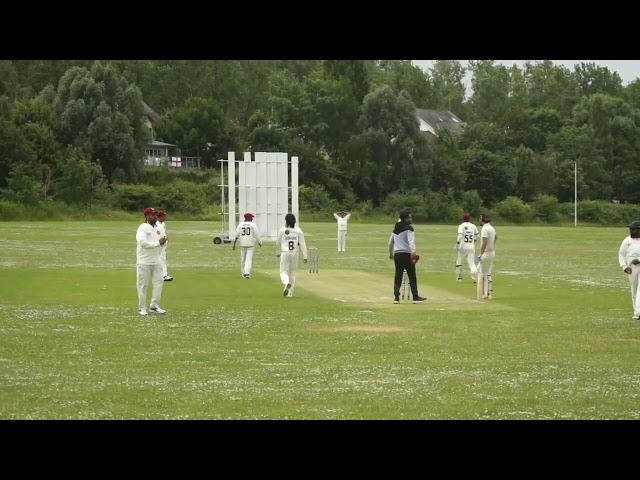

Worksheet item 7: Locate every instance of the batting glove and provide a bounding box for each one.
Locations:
[453,243,460,251]
[477,254,483,262]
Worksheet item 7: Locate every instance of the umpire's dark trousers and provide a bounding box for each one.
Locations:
[394,252,418,299]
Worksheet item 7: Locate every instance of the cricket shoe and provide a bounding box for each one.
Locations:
[138,308,148,316]
[633,314,640,320]
[163,275,173,282]
[412,296,426,304]
[283,283,291,296]
[149,306,167,314]
[393,297,400,304]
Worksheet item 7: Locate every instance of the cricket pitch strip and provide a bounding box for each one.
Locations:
[265,269,515,310]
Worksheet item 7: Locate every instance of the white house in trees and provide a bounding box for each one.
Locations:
[415,108,465,136]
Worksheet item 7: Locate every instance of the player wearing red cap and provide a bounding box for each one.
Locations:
[136,207,168,315]
[454,212,480,283]
[232,212,262,279]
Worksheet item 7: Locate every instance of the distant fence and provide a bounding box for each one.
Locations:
[143,156,201,169]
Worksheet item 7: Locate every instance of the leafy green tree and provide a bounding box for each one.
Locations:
[522,61,580,116]
[572,93,640,201]
[1,163,42,204]
[510,145,555,202]
[0,119,36,189]
[463,146,512,206]
[52,61,148,183]
[494,196,532,223]
[574,62,624,97]
[342,85,431,204]
[0,61,19,102]
[461,190,482,217]
[545,124,607,200]
[428,60,467,116]
[467,61,511,125]
[430,129,465,193]
[299,183,338,213]
[375,60,433,108]
[323,60,372,103]
[302,71,360,154]
[55,148,108,205]
[154,96,232,168]
[531,193,559,222]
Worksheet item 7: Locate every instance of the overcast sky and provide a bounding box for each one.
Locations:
[413,60,640,97]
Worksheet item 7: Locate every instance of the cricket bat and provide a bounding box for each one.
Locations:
[476,271,485,300]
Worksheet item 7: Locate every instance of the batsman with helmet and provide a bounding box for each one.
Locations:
[618,220,640,320]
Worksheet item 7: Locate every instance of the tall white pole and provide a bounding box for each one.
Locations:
[574,161,577,227]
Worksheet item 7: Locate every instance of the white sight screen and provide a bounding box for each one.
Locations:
[224,152,299,241]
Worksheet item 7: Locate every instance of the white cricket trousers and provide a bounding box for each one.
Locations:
[137,264,164,310]
[478,251,495,295]
[456,246,477,279]
[279,251,299,296]
[160,245,168,277]
[240,246,255,276]
[628,265,640,316]
[337,230,347,252]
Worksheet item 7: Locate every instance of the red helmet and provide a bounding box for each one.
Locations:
[244,212,254,221]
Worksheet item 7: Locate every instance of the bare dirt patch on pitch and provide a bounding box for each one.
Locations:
[308,324,410,333]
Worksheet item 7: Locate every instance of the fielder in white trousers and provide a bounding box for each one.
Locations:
[240,246,256,277]
[618,227,640,319]
[457,246,478,281]
[333,212,351,252]
[160,245,168,277]
[478,251,495,298]
[280,251,299,297]
[137,264,164,311]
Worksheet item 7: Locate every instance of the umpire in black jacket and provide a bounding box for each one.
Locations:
[388,208,426,304]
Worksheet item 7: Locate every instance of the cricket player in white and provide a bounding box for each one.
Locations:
[454,212,480,282]
[136,207,167,315]
[156,209,173,281]
[233,212,262,279]
[277,213,308,297]
[477,213,497,299]
[618,220,640,319]
[333,210,351,252]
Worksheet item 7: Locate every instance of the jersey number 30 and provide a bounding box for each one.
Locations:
[242,227,251,236]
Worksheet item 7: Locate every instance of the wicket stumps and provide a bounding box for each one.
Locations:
[308,247,319,273]
[401,271,409,300]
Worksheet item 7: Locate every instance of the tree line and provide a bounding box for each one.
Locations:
[1,59,640,219]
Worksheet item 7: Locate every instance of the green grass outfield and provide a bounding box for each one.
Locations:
[0,220,638,419]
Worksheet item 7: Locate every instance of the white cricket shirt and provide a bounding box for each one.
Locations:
[480,223,496,252]
[457,221,479,249]
[277,225,308,259]
[334,213,351,231]
[136,222,163,265]
[236,221,262,247]
[619,235,640,269]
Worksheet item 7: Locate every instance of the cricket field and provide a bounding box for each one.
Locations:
[0,220,637,419]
